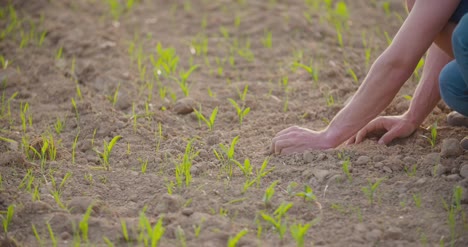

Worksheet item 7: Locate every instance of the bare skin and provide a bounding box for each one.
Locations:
[271,0,460,155]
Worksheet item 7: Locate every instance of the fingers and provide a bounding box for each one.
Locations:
[378,127,400,145]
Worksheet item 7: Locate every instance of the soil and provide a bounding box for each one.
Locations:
[1,0,468,246]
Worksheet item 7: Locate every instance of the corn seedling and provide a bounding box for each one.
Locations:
[404,164,417,177]
[56,47,63,60]
[260,202,293,241]
[227,228,248,247]
[193,106,218,131]
[139,157,148,174]
[32,224,44,247]
[193,217,205,238]
[325,92,335,107]
[413,58,425,80]
[214,135,239,177]
[96,135,122,171]
[342,158,352,182]
[295,185,317,202]
[79,204,93,243]
[176,64,199,96]
[72,131,79,164]
[20,102,30,132]
[190,34,208,56]
[1,90,17,121]
[233,158,253,178]
[51,190,68,210]
[107,82,120,107]
[71,97,79,121]
[263,180,279,207]
[236,84,249,102]
[228,98,250,126]
[361,177,385,205]
[412,193,422,208]
[2,204,14,234]
[54,117,64,134]
[242,158,274,193]
[347,67,359,84]
[421,122,437,148]
[290,222,313,247]
[383,31,392,45]
[175,226,187,247]
[138,208,165,247]
[262,30,272,48]
[47,222,57,247]
[175,139,199,188]
[287,182,298,196]
[293,61,319,84]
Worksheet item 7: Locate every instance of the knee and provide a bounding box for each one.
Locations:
[439,61,458,98]
[452,14,468,51]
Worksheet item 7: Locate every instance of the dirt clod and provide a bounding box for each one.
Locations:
[173,97,197,115]
[440,138,463,157]
[355,155,371,166]
[460,137,468,150]
[460,164,468,178]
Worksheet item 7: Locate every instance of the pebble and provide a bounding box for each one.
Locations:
[445,174,461,182]
[374,162,384,169]
[173,97,197,114]
[382,166,392,173]
[460,137,468,150]
[312,169,333,183]
[421,153,441,166]
[402,156,417,165]
[440,138,463,158]
[414,177,427,186]
[460,164,468,178]
[373,155,385,162]
[60,231,72,240]
[303,151,314,163]
[355,156,371,165]
[383,226,403,240]
[182,208,194,216]
[432,164,448,177]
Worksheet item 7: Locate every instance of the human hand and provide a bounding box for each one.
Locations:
[347,115,418,145]
[271,126,333,155]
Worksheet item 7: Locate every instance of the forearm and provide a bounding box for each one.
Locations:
[404,44,453,125]
[323,53,414,146]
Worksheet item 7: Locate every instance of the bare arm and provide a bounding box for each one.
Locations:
[324,0,460,147]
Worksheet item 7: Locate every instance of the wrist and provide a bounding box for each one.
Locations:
[402,110,423,127]
[320,128,343,149]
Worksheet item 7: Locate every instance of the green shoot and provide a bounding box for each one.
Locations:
[228,98,250,126]
[260,202,293,240]
[262,30,272,48]
[79,204,93,243]
[2,204,14,233]
[56,46,63,60]
[108,83,120,107]
[227,229,248,247]
[120,219,129,242]
[175,139,199,188]
[347,67,358,84]
[54,117,64,134]
[139,157,148,174]
[361,177,385,205]
[263,180,279,206]
[193,106,218,131]
[295,185,317,202]
[96,135,122,171]
[233,158,253,178]
[290,222,313,247]
[421,122,437,148]
[177,65,199,97]
[293,61,319,83]
[342,158,352,182]
[236,85,249,102]
[72,131,79,164]
[32,224,44,246]
[47,222,57,247]
[412,193,422,208]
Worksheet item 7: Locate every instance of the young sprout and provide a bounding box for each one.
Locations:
[175,139,199,188]
[139,157,148,174]
[177,65,199,96]
[56,46,63,60]
[361,177,385,205]
[2,204,14,234]
[54,117,64,134]
[79,204,94,243]
[108,82,121,107]
[47,222,58,247]
[263,180,279,207]
[412,193,422,208]
[214,136,239,177]
[72,132,79,164]
[262,29,272,48]
[342,158,352,182]
[290,222,313,247]
[228,98,250,127]
[227,228,248,247]
[295,185,317,202]
[347,67,359,84]
[193,106,218,131]
[260,202,293,241]
[236,85,249,102]
[421,122,437,148]
[233,158,253,178]
[96,135,122,171]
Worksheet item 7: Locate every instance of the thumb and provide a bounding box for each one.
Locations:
[378,127,400,145]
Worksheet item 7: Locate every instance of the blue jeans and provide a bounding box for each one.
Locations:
[439,14,468,117]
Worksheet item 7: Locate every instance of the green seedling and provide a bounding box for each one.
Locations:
[227,228,248,247]
[32,224,44,246]
[228,98,250,126]
[56,46,63,60]
[2,204,14,234]
[260,202,293,241]
[347,67,359,83]
[47,222,57,247]
[404,164,417,177]
[175,139,199,188]
[263,180,279,206]
[361,177,385,205]
[193,217,205,238]
[383,31,392,45]
[236,85,249,102]
[96,135,122,171]
[287,182,298,196]
[138,208,165,247]
[295,185,317,202]
[107,83,120,107]
[214,135,239,177]
[190,34,208,56]
[120,219,129,242]
[342,158,352,182]
[193,106,218,131]
[421,122,437,148]
[54,117,64,134]
[71,97,79,121]
[175,226,187,247]
[325,93,335,107]
[242,158,274,193]
[177,65,199,96]
[139,157,148,174]
[412,193,422,208]
[1,91,17,121]
[233,158,253,178]
[20,102,30,132]
[413,58,425,80]
[79,204,93,243]
[51,190,68,210]
[293,61,319,83]
[262,30,272,48]
[72,131,79,164]
[290,222,313,247]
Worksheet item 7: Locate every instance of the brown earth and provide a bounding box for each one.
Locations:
[0,0,468,246]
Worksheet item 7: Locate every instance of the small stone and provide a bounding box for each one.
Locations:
[365,229,382,242]
[402,156,417,165]
[421,153,441,166]
[445,174,461,182]
[60,231,71,240]
[374,162,384,168]
[173,97,197,114]
[182,208,194,216]
[460,137,468,150]
[441,138,463,157]
[432,164,448,177]
[303,151,314,163]
[383,226,403,240]
[317,153,327,161]
[460,164,468,178]
[354,223,367,233]
[382,166,392,173]
[373,155,385,162]
[414,177,427,186]
[206,135,220,146]
[461,186,468,204]
[355,156,371,165]
[154,194,184,214]
[312,169,333,183]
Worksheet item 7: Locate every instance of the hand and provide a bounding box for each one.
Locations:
[271,126,332,155]
[347,115,418,145]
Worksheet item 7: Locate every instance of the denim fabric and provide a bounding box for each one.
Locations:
[450,0,468,23]
[440,14,468,116]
